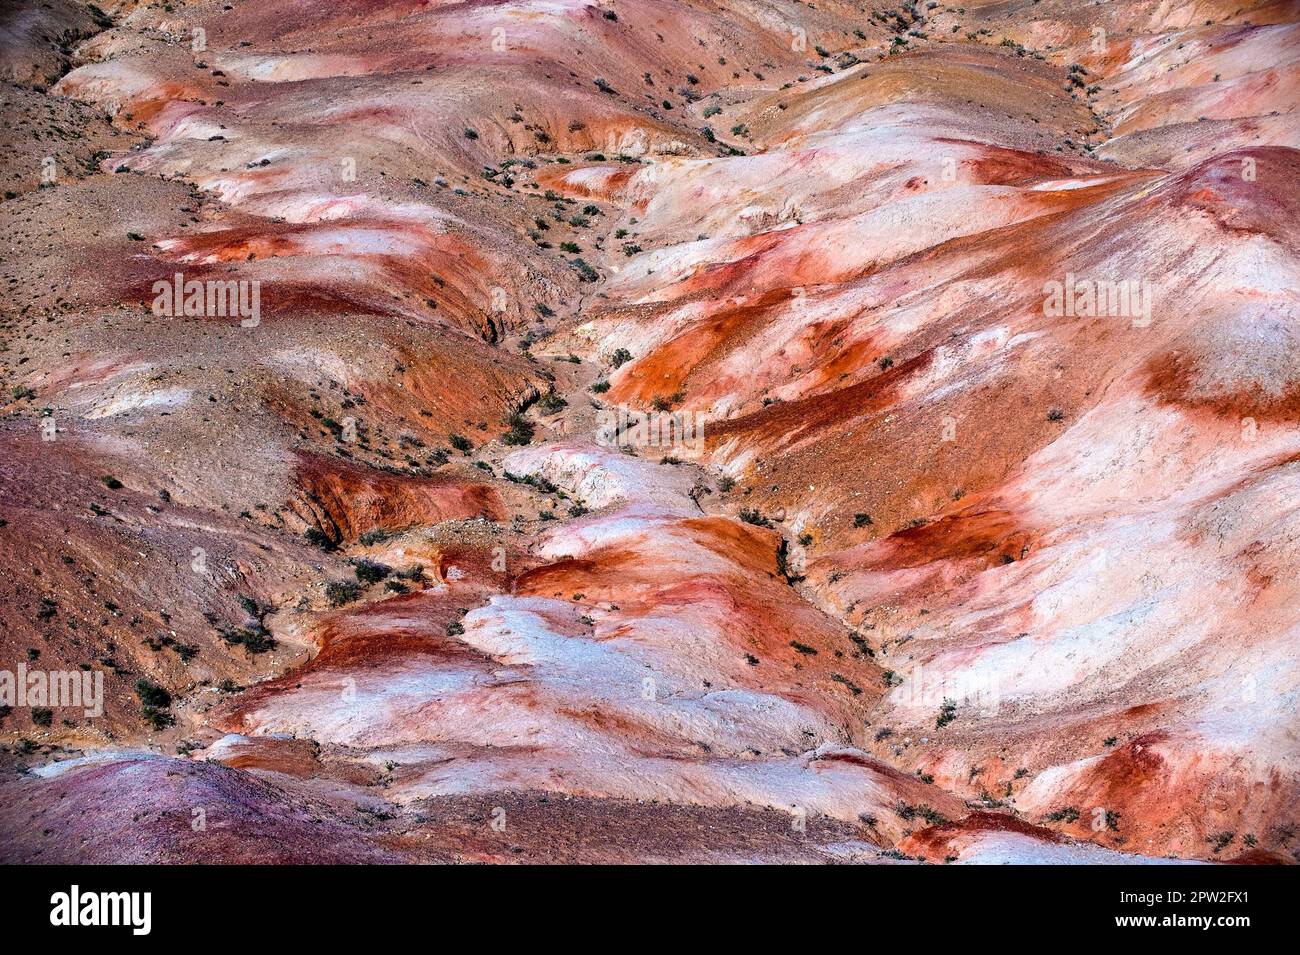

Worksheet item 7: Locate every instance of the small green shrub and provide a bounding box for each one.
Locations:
[353,559,391,584]
[936,698,957,728]
[326,581,362,607]
[502,412,534,445]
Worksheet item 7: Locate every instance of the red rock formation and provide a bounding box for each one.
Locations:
[1,0,1296,864]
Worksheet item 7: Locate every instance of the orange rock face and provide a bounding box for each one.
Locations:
[1,0,1297,864]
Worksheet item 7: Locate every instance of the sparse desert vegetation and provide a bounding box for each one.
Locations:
[0,0,1294,873]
